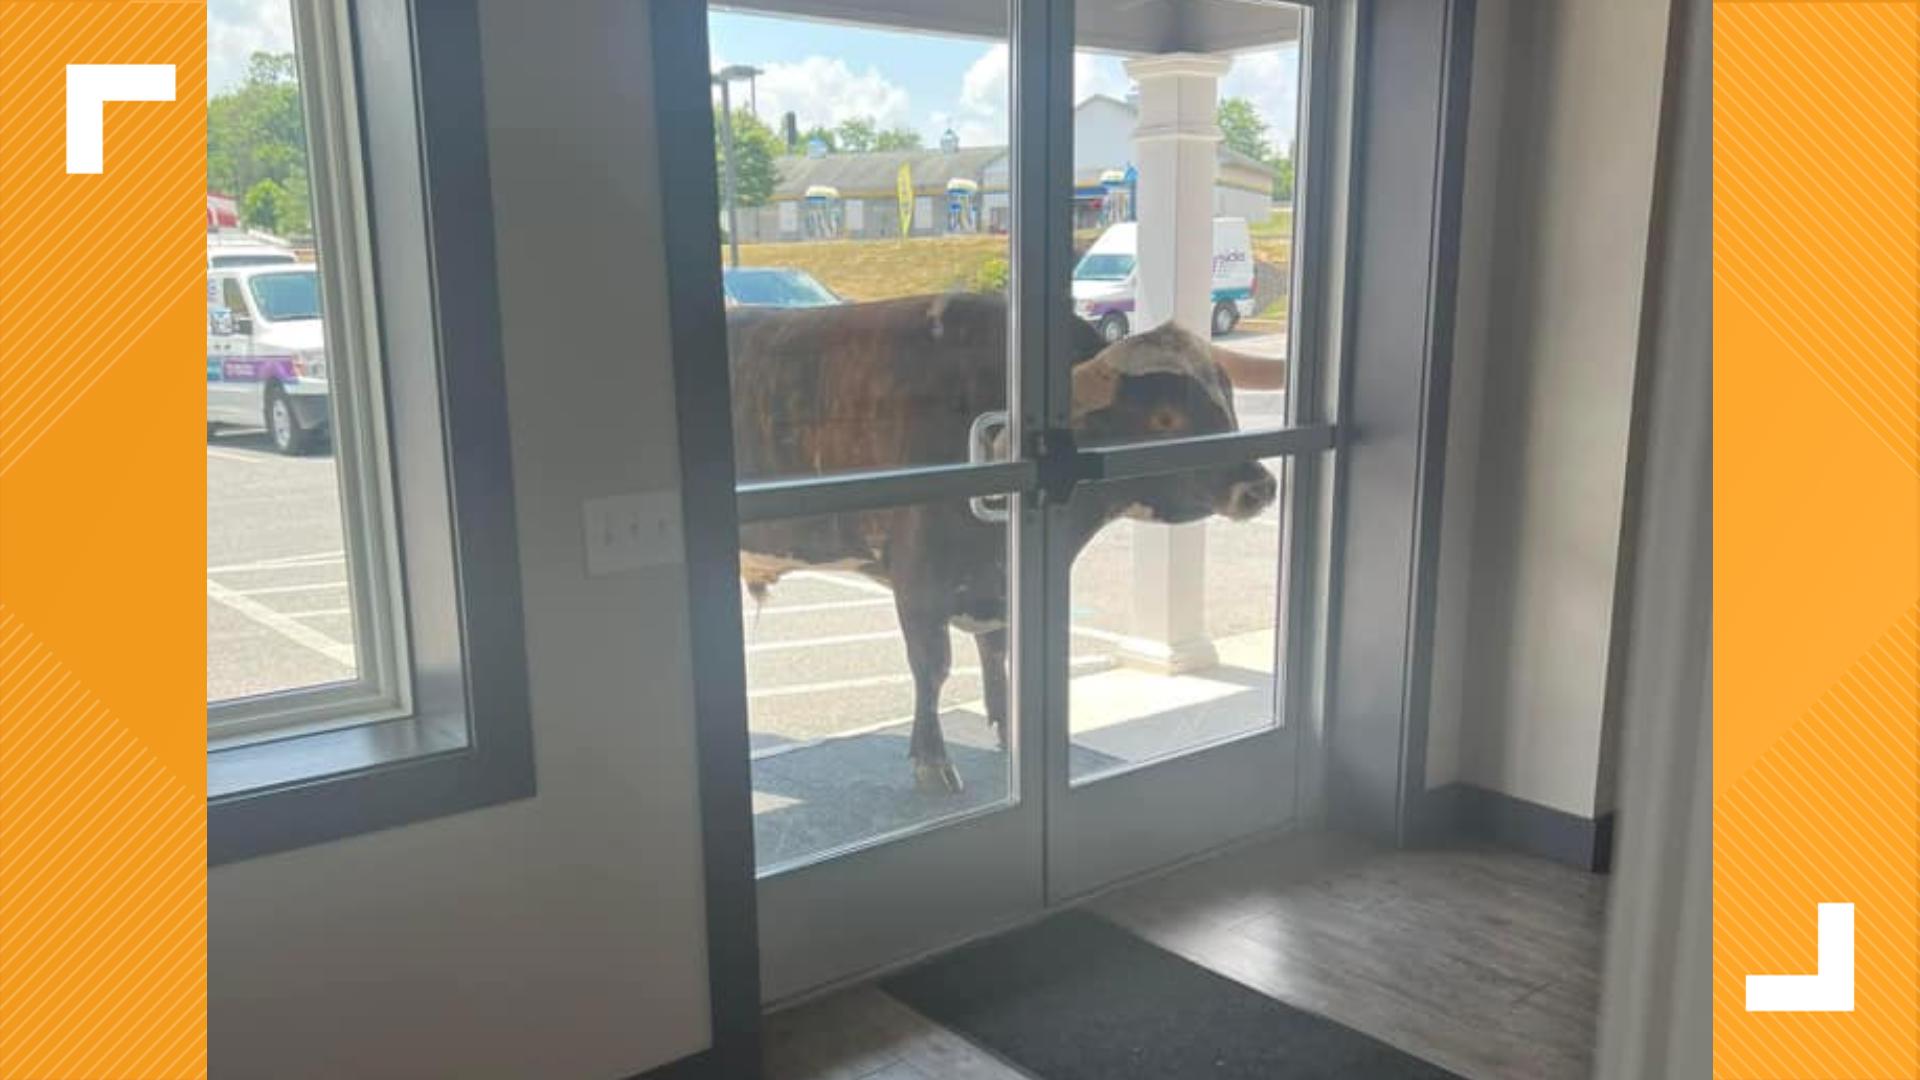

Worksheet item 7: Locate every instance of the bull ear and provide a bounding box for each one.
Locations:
[1070,355,1120,423]
[1211,345,1286,391]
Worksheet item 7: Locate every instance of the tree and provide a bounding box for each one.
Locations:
[715,106,782,207]
[242,179,288,233]
[873,127,923,151]
[1272,156,1295,201]
[801,125,837,153]
[1216,97,1272,163]
[834,116,878,153]
[207,51,313,236]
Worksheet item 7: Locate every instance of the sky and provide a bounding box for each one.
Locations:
[208,0,294,95]
[710,9,1300,155]
[207,0,1300,157]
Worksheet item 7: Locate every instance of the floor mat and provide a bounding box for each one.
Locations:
[883,910,1466,1080]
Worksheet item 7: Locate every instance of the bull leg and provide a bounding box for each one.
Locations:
[974,628,1009,750]
[898,605,961,795]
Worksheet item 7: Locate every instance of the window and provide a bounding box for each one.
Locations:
[208,0,531,862]
[247,270,321,322]
[219,277,247,316]
[206,0,403,741]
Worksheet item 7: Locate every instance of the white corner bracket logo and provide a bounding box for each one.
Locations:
[66,64,175,174]
[1746,902,1855,1012]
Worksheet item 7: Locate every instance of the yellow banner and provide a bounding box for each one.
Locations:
[897,161,914,236]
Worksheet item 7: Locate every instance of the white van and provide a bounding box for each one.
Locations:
[208,232,299,270]
[207,265,330,454]
[1071,218,1257,342]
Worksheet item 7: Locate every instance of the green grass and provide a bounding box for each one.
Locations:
[732,235,1008,301]
[729,209,1294,328]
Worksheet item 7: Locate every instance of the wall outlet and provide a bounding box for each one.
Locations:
[583,491,684,577]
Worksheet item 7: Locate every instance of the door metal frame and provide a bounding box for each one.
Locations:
[1036,0,1350,903]
[650,0,1442,1018]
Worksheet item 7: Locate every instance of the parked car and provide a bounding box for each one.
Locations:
[207,266,329,454]
[722,267,843,309]
[1070,217,1256,341]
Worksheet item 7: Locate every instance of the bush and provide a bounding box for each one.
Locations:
[969,256,1010,294]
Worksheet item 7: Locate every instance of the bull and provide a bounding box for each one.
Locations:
[728,292,1280,793]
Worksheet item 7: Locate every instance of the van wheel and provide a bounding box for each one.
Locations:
[266,386,318,455]
[1211,302,1240,337]
[1099,313,1129,343]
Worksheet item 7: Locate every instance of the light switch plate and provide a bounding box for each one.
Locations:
[583,491,684,577]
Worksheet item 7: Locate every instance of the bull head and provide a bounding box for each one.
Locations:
[1069,321,1282,524]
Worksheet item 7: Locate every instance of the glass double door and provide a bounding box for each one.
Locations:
[707,0,1329,1000]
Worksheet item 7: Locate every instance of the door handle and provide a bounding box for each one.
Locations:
[967,411,1011,524]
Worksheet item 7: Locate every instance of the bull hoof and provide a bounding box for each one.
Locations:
[914,760,964,795]
[991,720,1007,750]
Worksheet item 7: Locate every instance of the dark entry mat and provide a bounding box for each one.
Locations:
[883,910,1465,1080]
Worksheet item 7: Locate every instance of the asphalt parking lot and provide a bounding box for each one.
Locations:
[207,431,356,704]
[208,329,1291,744]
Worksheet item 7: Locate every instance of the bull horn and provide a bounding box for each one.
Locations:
[1211,345,1286,391]
[1070,355,1120,422]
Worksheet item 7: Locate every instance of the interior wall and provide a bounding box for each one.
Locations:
[1428,0,1673,817]
[208,4,713,1077]
[1424,0,1511,792]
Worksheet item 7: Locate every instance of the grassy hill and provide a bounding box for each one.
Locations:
[728,208,1294,318]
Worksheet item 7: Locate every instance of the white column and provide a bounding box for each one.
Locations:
[1120,52,1229,675]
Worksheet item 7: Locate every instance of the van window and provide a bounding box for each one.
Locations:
[248,271,322,322]
[1073,253,1135,281]
[220,278,249,316]
[210,253,298,269]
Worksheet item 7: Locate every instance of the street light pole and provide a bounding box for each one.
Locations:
[716,77,740,268]
[713,65,762,270]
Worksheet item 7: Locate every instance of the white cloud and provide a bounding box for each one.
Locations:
[952,44,1008,146]
[949,46,1141,149]
[208,0,294,96]
[1075,52,1133,105]
[1220,47,1301,153]
[730,56,912,136]
[947,43,1298,155]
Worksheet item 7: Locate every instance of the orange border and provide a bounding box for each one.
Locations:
[0,3,207,1077]
[1714,2,1920,1076]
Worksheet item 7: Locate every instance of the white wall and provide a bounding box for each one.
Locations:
[209,4,713,1077]
[1427,0,1673,817]
[1075,94,1140,174]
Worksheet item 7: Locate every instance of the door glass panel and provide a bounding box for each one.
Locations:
[1068,0,1306,437]
[1066,457,1288,783]
[742,498,1018,874]
[708,3,1015,482]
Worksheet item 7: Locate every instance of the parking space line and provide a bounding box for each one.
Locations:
[282,607,350,619]
[208,551,344,574]
[747,629,900,654]
[206,448,268,464]
[208,579,355,666]
[789,570,894,597]
[748,623,1133,656]
[749,654,1106,700]
[745,597,893,616]
[227,581,348,597]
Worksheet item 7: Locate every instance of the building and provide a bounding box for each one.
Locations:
[728,95,1279,243]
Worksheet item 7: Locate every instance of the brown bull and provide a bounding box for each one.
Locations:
[728,292,1279,793]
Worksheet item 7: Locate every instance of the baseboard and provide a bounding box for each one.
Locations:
[629,1049,719,1080]
[1415,783,1615,873]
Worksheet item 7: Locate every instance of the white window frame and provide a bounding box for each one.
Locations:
[205,0,411,748]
